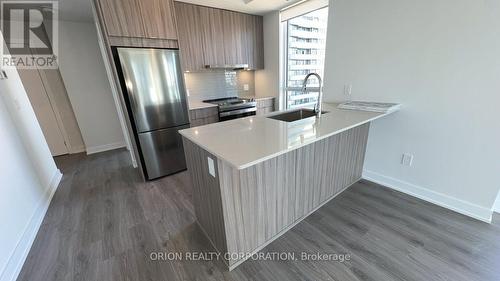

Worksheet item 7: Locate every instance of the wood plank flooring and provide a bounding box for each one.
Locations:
[17,149,500,281]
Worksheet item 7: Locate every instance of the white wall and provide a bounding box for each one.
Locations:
[323,0,500,222]
[255,11,281,104]
[58,20,125,154]
[494,191,500,213]
[0,40,62,281]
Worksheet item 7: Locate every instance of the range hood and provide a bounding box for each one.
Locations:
[205,64,249,70]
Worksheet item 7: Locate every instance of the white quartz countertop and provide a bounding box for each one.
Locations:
[179,103,397,169]
[187,99,218,110]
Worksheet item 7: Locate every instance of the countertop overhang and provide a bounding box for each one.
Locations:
[180,103,398,169]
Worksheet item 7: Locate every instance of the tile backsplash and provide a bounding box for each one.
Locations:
[184,70,255,101]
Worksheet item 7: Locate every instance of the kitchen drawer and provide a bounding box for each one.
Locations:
[256,98,274,109]
[256,106,274,116]
[189,107,219,127]
[189,107,218,120]
[190,115,219,127]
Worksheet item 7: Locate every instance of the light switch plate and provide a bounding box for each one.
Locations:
[207,157,216,177]
[244,84,249,91]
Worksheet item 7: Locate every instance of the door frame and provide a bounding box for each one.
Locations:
[37,69,83,154]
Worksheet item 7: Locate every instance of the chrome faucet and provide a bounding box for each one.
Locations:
[301,73,323,118]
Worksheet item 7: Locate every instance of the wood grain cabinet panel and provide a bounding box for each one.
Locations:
[139,0,178,40]
[199,6,226,67]
[184,124,371,268]
[97,0,177,40]
[175,2,205,71]
[240,13,264,69]
[242,14,254,68]
[189,107,219,127]
[219,9,263,69]
[251,15,264,69]
[98,0,145,37]
[174,3,264,70]
[222,10,246,66]
[183,139,228,255]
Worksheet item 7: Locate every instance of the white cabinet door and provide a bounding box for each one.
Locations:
[17,69,69,156]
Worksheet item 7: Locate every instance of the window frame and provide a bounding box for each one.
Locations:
[281,6,329,109]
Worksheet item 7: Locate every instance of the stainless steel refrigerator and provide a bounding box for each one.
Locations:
[115,48,190,180]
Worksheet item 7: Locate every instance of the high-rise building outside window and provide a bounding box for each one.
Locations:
[282,6,328,109]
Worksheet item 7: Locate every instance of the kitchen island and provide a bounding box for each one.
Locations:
[179,103,397,270]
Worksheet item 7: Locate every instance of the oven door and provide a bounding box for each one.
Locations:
[219,107,257,121]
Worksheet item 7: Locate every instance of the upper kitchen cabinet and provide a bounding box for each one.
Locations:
[199,7,226,67]
[248,15,264,69]
[139,0,178,39]
[174,2,204,70]
[174,3,264,71]
[221,10,263,69]
[98,0,145,38]
[97,0,178,40]
[221,10,246,67]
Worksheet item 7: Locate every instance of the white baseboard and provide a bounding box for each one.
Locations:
[69,145,86,154]
[362,169,492,223]
[86,141,126,155]
[0,169,62,281]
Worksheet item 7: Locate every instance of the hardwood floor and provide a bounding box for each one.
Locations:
[17,149,500,281]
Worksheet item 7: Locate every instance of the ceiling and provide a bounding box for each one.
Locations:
[57,0,300,23]
[175,0,301,15]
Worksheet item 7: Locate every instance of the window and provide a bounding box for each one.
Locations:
[282,6,329,109]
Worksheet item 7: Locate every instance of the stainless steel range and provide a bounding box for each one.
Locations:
[204,97,257,121]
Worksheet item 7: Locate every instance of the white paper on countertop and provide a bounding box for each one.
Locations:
[338,101,401,113]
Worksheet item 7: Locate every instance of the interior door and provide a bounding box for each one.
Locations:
[17,69,69,156]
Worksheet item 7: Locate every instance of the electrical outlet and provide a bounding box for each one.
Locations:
[344,84,352,96]
[207,157,216,177]
[401,153,414,166]
[244,84,249,91]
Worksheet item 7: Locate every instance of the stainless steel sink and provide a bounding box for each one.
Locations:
[267,109,328,122]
